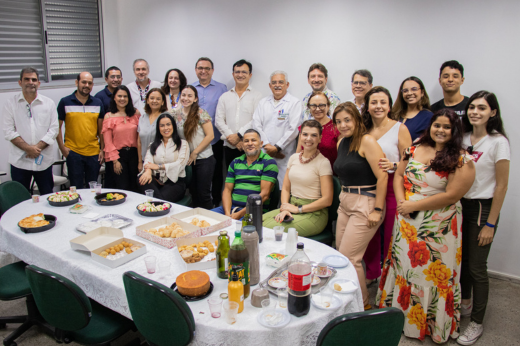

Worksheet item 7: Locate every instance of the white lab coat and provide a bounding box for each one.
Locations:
[252,92,303,188]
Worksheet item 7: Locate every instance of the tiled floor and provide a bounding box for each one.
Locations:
[1,277,519,345]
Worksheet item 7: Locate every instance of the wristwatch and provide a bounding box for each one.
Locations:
[298,205,303,214]
[393,162,398,171]
[237,132,243,140]
[274,145,282,153]
[374,207,383,213]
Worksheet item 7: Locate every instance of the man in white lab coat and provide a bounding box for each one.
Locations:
[252,71,302,188]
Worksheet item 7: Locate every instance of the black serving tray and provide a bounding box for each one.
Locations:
[170,282,214,302]
[18,215,57,233]
[136,201,171,217]
[95,192,127,206]
[47,195,81,207]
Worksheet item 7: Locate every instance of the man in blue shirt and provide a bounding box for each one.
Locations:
[192,57,227,207]
[94,66,123,112]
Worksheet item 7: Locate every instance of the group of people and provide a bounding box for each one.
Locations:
[2,58,509,345]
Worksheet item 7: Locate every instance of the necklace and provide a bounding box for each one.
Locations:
[299,149,320,164]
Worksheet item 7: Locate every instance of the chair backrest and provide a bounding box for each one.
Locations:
[123,271,195,346]
[184,165,192,186]
[25,265,92,331]
[317,307,404,346]
[268,179,280,211]
[326,176,341,229]
[0,181,31,217]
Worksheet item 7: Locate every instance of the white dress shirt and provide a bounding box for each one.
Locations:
[126,80,162,116]
[144,139,190,183]
[252,92,303,187]
[3,92,59,171]
[215,85,262,149]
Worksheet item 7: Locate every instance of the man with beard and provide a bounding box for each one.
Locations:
[211,129,278,220]
[302,63,340,121]
[126,59,161,115]
[57,72,105,188]
[95,66,123,111]
[3,67,59,194]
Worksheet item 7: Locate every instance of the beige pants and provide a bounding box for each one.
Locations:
[336,190,384,305]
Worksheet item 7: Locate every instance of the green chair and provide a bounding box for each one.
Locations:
[25,265,135,345]
[0,261,54,346]
[177,165,193,207]
[0,181,31,217]
[307,176,341,246]
[268,179,280,211]
[317,307,404,346]
[123,271,195,346]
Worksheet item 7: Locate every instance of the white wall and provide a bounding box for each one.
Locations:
[1,0,518,278]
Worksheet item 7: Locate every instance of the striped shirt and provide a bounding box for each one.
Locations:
[57,91,105,156]
[226,151,278,211]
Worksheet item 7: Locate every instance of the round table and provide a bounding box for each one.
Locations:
[0,189,363,346]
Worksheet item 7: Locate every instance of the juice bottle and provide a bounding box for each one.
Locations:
[216,230,230,279]
[228,230,250,298]
[228,265,244,313]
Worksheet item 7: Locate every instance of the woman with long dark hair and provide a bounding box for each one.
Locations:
[102,85,140,191]
[392,76,433,141]
[161,68,187,110]
[171,85,215,209]
[138,113,189,202]
[457,91,510,345]
[376,109,475,343]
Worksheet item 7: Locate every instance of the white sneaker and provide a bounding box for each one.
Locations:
[457,321,483,345]
[461,303,472,317]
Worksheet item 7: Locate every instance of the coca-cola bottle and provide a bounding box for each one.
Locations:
[287,242,311,317]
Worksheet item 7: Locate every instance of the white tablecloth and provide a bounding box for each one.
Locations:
[0,189,363,346]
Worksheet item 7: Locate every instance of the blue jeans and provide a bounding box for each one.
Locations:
[66,150,101,189]
[211,205,244,221]
[11,164,54,195]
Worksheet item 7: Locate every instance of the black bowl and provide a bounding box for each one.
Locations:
[47,195,81,207]
[170,282,214,302]
[136,201,171,217]
[95,192,127,206]
[18,215,57,233]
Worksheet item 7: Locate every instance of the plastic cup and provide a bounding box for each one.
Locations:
[273,226,284,241]
[31,195,40,203]
[208,297,223,318]
[89,181,97,192]
[70,186,76,193]
[223,301,239,325]
[157,261,170,278]
[144,256,156,274]
[95,183,102,195]
[277,287,288,309]
[145,189,154,202]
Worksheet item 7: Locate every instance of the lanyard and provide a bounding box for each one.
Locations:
[137,80,151,102]
[169,93,180,108]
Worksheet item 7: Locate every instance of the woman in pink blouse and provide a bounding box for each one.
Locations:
[102,85,140,192]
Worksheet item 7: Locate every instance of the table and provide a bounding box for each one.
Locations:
[0,189,363,346]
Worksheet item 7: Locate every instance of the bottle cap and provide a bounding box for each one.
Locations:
[219,230,228,236]
[242,225,256,233]
[297,242,304,249]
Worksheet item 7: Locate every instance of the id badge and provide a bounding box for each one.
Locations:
[35,154,43,165]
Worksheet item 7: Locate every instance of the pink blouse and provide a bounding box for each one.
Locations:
[102,111,141,162]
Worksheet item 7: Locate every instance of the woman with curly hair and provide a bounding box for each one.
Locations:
[376,109,475,343]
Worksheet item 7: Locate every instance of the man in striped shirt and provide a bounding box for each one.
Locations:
[212,129,278,220]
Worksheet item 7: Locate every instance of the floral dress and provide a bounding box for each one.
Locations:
[376,146,470,344]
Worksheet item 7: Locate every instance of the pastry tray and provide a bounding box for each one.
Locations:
[259,261,337,297]
[76,214,133,233]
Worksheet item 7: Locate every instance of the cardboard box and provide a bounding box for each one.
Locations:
[135,216,202,249]
[171,208,232,235]
[70,227,147,268]
[174,234,219,271]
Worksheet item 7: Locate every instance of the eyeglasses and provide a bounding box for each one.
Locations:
[26,104,32,118]
[308,104,327,110]
[401,87,420,94]
[196,67,212,72]
[352,81,368,86]
[108,75,122,80]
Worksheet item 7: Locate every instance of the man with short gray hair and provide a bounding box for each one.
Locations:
[350,69,373,113]
[252,71,302,187]
[302,63,340,120]
[126,58,161,115]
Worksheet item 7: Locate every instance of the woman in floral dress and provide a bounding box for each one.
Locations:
[376,109,475,343]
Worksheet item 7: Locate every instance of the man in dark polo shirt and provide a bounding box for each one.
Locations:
[212,129,278,220]
[94,66,123,112]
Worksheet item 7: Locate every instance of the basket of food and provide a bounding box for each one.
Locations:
[47,191,81,206]
[136,201,171,217]
[95,192,127,206]
[18,213,57,233]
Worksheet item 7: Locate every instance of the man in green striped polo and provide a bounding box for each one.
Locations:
[211,129,278,220]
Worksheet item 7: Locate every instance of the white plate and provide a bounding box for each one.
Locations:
[322,255,350,268]
[311,276,321,286]
[329,278,358,294]
[257,309,291,329]
[268,277,287,288]
[311,294,342,311]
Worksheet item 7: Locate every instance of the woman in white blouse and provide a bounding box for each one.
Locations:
[138,113,189,203]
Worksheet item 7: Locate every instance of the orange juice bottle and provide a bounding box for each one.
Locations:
[228,265,244,313]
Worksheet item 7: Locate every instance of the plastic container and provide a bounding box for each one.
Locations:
[69,204,90,214]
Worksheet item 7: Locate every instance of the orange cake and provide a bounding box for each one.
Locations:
[176,270,210,297]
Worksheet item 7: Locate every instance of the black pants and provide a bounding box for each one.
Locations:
[105,147,139,192]
[211,140,224,206]
[11,165,54,195]
[224,146,243,172]
[191,155,216,209]
[460,198,496,324]
[138,177,186,203]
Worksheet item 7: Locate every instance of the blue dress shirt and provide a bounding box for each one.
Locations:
[192,79,227,145]
[94,86,113,113]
